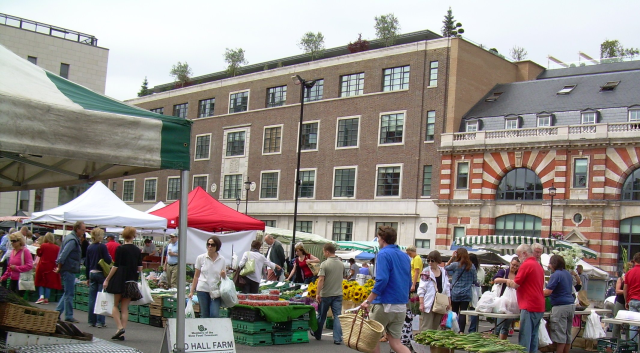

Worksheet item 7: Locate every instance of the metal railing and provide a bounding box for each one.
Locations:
[0,13,98,46]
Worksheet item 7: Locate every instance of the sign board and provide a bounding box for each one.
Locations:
[163,318,236,353]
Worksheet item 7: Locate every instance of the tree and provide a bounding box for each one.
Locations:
[509,46,528,61]
[298,32,325,60]
[348,33,370,53]
[137,76,150,97]
[441,7,464,37]
[374,13,400,47]
[224,48,248,77]
[600,39,639,61]
[169,62,192,88]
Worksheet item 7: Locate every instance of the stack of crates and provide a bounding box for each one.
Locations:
[73,283,89,311]
[271,313,310,345]
[149,295,164,327]
[232,307,273,346]
[138,304,150,325]
[128,304,139,323]
[162,296,178,319]
[597,338,638,353]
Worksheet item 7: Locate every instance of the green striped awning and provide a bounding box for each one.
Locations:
[336,240,407,254]
[455,236,598,259]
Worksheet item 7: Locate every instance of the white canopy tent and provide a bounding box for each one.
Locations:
[500,254,609,279]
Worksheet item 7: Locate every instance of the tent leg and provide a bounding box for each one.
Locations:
[175,170,189,353]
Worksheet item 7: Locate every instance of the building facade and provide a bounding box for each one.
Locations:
[437,61,640,273]
[113,32,541,248]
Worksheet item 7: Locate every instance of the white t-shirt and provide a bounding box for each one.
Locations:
[239,251,276,283]
[194,253,226,298]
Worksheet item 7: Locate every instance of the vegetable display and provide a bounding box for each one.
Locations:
[414,330,527,353]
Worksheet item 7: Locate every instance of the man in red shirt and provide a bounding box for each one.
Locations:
[508,244,545,353]
[105,234,120,261]
[624,252,640,344]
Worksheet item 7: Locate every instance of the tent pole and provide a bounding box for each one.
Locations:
[176,170,189,353]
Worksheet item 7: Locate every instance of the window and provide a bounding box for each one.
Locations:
[496,168,543,200]
[34,189,43,212]
[194,134,211,160]
[229,91,249,113]
[122,180,134,202]
[150,108,164,115]
[193,175,208,190]
[340,73,364,97]
[260,172,279,199]
[622,168,640,200]
[332,221,353,241]
[505,118,518,129]
[60,63,70,79]
[456,162,469,189]
[379,112,404,144]
[264,220,276,227]
[383,65,410,91]
[334,168,356,198]
[453,226,465,239]
[297,170,315,198]
[573,158,588,188]
[601,81,620,91]
[173,103,188,118]
[485,92,503,102]
[419,223,428,233]
[375,222,398,231]
[144,179,157,201]
[538,115,551,127]
[557,85,576,95]
[304,79,323,102]
[226,131,245,156]
[582,112,596,124]
[223,175,243,199]
[425,111,436,141]
[266,86,287,107]
[429,61,438,86]
[629,109,640,122]
[573,213,583,224]
[167,177,180,200]
[296,221,312,233]
[336,117,359,148]
[198,98,215,118]
[495,214,541,237]
[618,217,640,272]
[301,122,318,150]
[415,239,430,249]
[111,182,117,193]
[18,190,29,211]
[376,165,401,196]
[27,56,37,65]
[466,120,478,132]
[263,126,282,154]
[422,165,432,197]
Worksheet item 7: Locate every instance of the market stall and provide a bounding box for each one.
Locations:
[455,235,599,259]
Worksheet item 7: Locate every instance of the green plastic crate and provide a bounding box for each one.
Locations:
[291,331,309,343]
[232,320,273,334]
[129,313,139,323]
[234,332,273,346]
[128,305,139,314]
[162,307,176,318]
[597,338,638,353]
[75,284,89,295]
[219,308,230,318]
[76,303,89,312]
[326,317,333,329]
[138,315,150,325]
[163,296,178,309]
[272,331,310,344]
[272,319,309,331]
[139,305,150,316]
[28,291,39,302]
[74,294,88,304]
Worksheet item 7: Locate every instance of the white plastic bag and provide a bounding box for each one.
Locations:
[93,290,113,316]
[185,298,195,318]
[476,291,497,313]
[584,311,606,339]
[219,277,238,308]
[538,318,552,347]
[130,273,153,305]
[450,312,460,334]
[231,252,238,269]
[471,286,480,308]
[502,287,519,314]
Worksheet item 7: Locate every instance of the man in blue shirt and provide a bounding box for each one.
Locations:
[164,233,179,288]
[361,226,411,353]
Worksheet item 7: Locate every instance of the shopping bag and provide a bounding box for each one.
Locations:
[94,290,114,316]
[308,262,320,276]
[240,257,255,276]
[219,277,239,308]
[538,318,552,347]
[584,312,606,339]
[471,286,480,308]
[476,291,497,313]
[130,273,153,305]
[502,287,520,314]
[185,298,195,318]
[18,249,35,291]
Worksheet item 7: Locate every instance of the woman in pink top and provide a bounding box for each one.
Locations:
[0,232,34,295]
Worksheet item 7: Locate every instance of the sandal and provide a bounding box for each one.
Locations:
[380,336,388,342]
[111,328,125,340]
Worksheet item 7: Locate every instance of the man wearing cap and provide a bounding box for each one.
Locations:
[105,234,120,261]
[165,233,179,288]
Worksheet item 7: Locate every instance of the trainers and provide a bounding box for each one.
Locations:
[96,324,107,328]
[65,318,80,323]
[42,299,49,304]
[35,298,45,304]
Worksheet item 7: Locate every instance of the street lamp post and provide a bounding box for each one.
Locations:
[548,184,557,237]
[235,197,241,212]
[290,75,317,259]
[244,179,251,215]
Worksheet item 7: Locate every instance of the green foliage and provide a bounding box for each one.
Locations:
[169,62,192,88]
[374,13,400,47]
[600,39,639,61]
[509,46,528,61]
[442,7,464,37]
[298,31,325,60]
[224,48,248,77]
[138,76,151,97]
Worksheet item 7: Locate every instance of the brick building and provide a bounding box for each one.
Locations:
[437,60,640,273]
[112,31,541,248]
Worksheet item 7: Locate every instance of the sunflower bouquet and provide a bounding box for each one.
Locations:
[341,279,374,303]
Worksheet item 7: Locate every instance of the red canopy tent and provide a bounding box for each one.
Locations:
[150,187,265,232]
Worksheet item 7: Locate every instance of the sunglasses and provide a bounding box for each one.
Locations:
[206,243,216,247]
[427,259,437,263]
[10,240,18,243]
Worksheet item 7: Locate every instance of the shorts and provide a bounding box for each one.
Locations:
[369,304,405,339]
[549,304,574,344]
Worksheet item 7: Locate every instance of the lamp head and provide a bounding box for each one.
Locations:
[291,75,303,85]
[235,197,241,206]
[549,184,557,196]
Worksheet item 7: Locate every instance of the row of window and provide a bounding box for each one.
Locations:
[149,62,440,119]
[26,56,70,79]
[282,220,431,245]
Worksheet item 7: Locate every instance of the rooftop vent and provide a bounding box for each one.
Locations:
[557,85,576,95]
[600,81,620,91]
[485,92,503,102]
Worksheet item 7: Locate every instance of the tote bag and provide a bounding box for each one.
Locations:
[18,249,35,291]
[94,290,114,316]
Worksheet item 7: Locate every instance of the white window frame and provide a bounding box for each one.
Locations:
[294,168,317,199]
[224,128,248,158]
[378,110,406,147]
[572,157,589,189]
[166,176,181,201]
[453,226,466,238]
[192,174,209,191]
[259,170,280,200]
[222,174,243,200]
[332,166,358,199]
[505,118,518,130]
[194,133,212,161]
[374,163,403,199]
[428,61,438,87]
[466,121,478,132]
[455,161,470,190]
[228,89,250,114]
[143,177,158,202]
[298,120,320,153]
[335,116,360,150]
[629,109,640,122]
[581,111,596,124]
[537,115,551,127]
[122,179,135,203]
[262,124,283,155]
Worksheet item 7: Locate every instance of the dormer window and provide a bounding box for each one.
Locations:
[466,120,478,132]
[600,81,620,91]
[582,111,597,124]
[505,117,519,130]
[630,109,640,122]
[557,85,576,95]
[538,115,551,127]
[485,92,503,102]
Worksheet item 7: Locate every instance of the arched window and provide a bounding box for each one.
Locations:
[496,168,543,200]
[622,168,640,200]
[619,217,640,272]
[495,214,541,237]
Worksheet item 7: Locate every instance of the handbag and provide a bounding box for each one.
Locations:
[98,258,112,277]
[339,307,384,353]
[308,262,320,276]
[93,290,113,316]
[431,292,449,315]
[18,249,35,291]
[239,254,255,276]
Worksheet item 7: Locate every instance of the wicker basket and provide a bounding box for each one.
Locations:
[339,310,384,353]
[0,303,58,333]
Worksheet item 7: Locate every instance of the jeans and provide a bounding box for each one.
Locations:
[315,296,343,343]
[519,310,543,353]
[56,271,76,320]
[88,272,106,325]
[613,301,629,340]
[468,314,479,333]
[38,286,51,299]
[629,299,640,343]
[196,291,221,318]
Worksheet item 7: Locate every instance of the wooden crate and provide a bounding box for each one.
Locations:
[0,303,58,333]
[150,304,162,317]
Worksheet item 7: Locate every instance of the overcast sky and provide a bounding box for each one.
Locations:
[3,0,639,101]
